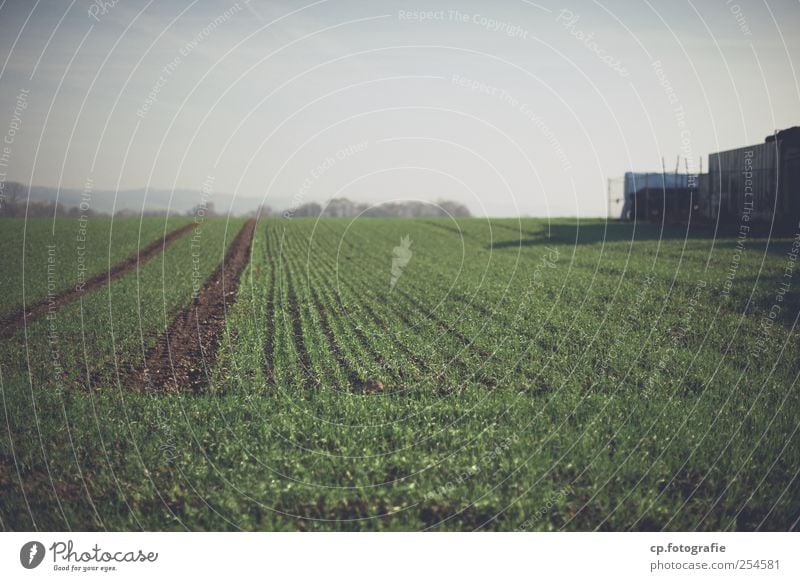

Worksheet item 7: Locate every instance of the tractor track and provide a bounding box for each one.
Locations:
[127,219,256,392]
[0,222,197,339]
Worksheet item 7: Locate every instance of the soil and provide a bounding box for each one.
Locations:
[128,219,256,392]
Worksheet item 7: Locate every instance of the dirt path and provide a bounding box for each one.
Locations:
[0,222,196,339]
[129,219,256,391]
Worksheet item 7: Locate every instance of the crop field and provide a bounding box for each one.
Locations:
[1,216,799,531]
[0,217,192,320]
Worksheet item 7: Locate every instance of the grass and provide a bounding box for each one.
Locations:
[1,217,798,531]
[0,217,191,319]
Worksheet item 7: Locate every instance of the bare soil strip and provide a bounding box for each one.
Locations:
[129,219,256,392]
[0,222,196,339]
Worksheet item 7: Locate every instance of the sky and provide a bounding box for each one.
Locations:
[0,0,798,217]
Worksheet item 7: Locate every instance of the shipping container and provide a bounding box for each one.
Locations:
[704,127,800,231]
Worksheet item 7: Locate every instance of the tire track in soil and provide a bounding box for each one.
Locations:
[0,222,197,339]
[127,219,256,392]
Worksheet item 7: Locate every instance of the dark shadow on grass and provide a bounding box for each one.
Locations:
[722,275,800,328]
[486,220,715,250]
[713,238,800,256]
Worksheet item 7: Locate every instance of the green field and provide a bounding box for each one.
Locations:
[1,216,798,531]
[0,217,192,318]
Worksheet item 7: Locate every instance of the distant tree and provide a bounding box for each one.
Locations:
[188,201,215,218]
[249,204,273,218]
[0,182,23,217]
[290,202,322,217]
[284,198,471,218]
[437,200,471,217]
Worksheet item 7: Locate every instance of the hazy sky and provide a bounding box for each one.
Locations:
[0,0,798,216]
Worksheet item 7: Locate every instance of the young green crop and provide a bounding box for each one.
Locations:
[1,217,798,531]
[0,216,192,318]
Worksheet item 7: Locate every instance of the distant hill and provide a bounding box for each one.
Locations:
[0,181,285,217]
